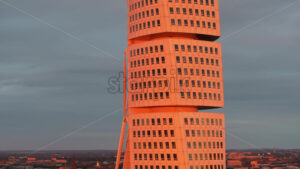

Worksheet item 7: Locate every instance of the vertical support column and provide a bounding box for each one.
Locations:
[115,51,128,169]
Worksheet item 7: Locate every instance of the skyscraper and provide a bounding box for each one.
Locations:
[115,0,225,169]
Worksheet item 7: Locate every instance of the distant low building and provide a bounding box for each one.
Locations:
[250,161,259,168]
[228,160,242,167]
[234,167,248,169]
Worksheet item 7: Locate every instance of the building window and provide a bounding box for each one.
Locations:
[172,142,176,148]
[186,130,190,137]
[187,142,191,148]
[178,68,182,75]
[180,92,184,98]
[171,19,175,25]
[169,118,173,125]
[184,118,188,125]
[176,56,180,63]
[170,130,175,137]
[173,154,178,160]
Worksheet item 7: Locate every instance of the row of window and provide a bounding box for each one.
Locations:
[130,68,167,78]
[130,57,165,68]
[134,153,224,161]
[135,165,179,169]
[133,130,175,138]
[134,165,225,169]
[130,68,220,79]
[129,20,160,33]
[129,0,216,13]
[132,129,223,138]
[174,45,219,54]
[169,7,216,18]
[184,118,222,126]
[177,68,220,77]
[170,19,217,29]
[188,153,224,161]
[185,129,223,137]
[129,44,218,57]
[133,141,223,150]
[130,80,221,91]
[132,118,222,127]
[131,92,222,101]
[129,19,217,33]
[129,0,158,12]
[130,7,216,24]
[129,56,220,68]
[132,118,173,126]
[176,56,220,66]
[130,45,164,57]
[131,80,168,90]
[179,80,221,89]
[130,7,217,24]
[189,165,224,169]
[187,141,224,149]
[168,0,215,6]
[131,92,170,101]
[129,8,159,22]
[180,92,222,100]
[134,153,178,161]
[134,141,176,149]
[133,118,223,127]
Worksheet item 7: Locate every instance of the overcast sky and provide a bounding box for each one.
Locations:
[0,0,299,151]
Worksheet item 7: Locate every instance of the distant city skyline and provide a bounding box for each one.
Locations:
[1,150,299,169]
[0,0,299,151]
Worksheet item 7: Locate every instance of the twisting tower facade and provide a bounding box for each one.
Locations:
[115,0,225,169]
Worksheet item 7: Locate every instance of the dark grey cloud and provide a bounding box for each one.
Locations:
[219,0,300,149]
[0,0,299,150]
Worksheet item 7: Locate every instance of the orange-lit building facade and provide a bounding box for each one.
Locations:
[115,0,225,169]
